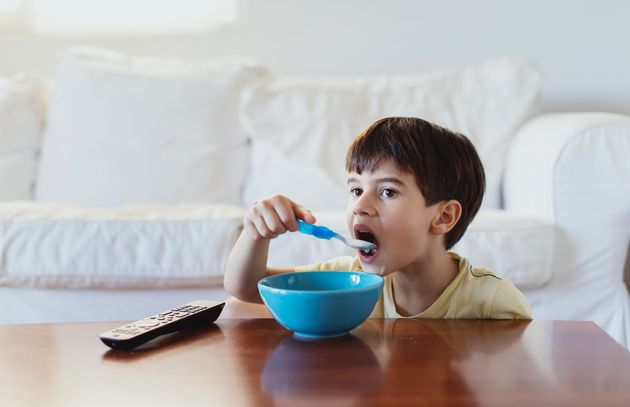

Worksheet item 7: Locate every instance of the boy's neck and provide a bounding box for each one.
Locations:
[390,250,459,317]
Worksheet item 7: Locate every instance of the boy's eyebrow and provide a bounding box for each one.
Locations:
[347,177,405,185]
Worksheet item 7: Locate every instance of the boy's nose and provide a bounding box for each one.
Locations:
[352,194,377,217]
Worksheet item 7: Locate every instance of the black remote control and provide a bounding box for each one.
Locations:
[99,299,225,351]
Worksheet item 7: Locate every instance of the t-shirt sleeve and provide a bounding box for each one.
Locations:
[489,280,532,319]
[293,256,359,272]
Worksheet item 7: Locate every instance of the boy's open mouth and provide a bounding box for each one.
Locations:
[354,226,378,259]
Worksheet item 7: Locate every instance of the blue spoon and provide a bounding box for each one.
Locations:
[296,219,376,251]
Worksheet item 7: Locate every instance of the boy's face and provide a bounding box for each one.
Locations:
[346,160,441,276]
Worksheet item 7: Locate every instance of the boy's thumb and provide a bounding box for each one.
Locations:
[294,204,316,224]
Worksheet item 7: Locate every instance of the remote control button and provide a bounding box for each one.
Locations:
[134,319,160,328]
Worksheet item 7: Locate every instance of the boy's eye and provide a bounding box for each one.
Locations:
[380,188,398,198]
[350,187,363,197]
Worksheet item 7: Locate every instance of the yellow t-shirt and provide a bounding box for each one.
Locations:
[294,252,532,319]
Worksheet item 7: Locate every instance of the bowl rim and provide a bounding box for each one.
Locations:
[257,270,384,296]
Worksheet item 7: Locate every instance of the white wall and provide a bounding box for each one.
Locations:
[0,0,628,114]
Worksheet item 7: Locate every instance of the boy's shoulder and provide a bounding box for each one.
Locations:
[449,252,532,319]
[450,252,516,295]
[450,252,501,282]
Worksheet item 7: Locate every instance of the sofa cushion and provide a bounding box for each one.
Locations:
[0,73,42,200]
[452,209,555,289]
[35,47,264,206]
[241,58,541,210]
[0,202,245,288]
[268,209,554,290]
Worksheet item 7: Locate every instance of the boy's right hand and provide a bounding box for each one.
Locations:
[244,195,317,240]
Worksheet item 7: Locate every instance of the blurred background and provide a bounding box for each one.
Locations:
[0,0,628,347]
[0,0,628,114]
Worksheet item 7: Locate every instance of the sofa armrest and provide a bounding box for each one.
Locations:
[504,113,630,220]
[504,112,630,284]
[504,113,630,346]
[504,112,630,253]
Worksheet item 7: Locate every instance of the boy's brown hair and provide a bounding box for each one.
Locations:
[345,117,485,250]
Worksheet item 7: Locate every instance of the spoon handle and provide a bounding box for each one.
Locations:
[296,219,335,240]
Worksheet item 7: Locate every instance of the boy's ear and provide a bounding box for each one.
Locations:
[429,200,462,235]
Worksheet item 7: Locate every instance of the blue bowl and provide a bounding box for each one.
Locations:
[257,271,384,338]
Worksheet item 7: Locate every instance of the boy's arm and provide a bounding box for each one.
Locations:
[223,230,293,304]
[223,194,316,304]
[489,280,533,319]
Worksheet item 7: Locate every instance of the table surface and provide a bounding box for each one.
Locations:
[1,318,630,407]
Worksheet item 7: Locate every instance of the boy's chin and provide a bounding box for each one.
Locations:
[360,262,390,277]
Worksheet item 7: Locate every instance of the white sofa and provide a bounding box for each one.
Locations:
[1,48,629,349]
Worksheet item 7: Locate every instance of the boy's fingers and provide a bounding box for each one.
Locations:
[251,199,284,237]
[261,210,286,235]
[251,214,277,239]
[276,199,299,232]
[292,203,316,224]
[243,220,263,240]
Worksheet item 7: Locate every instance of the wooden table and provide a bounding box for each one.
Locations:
[1,319,630,406]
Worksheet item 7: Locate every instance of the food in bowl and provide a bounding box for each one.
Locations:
[257,271,384,338]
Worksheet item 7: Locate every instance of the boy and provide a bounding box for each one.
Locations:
[224,117,531,319]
